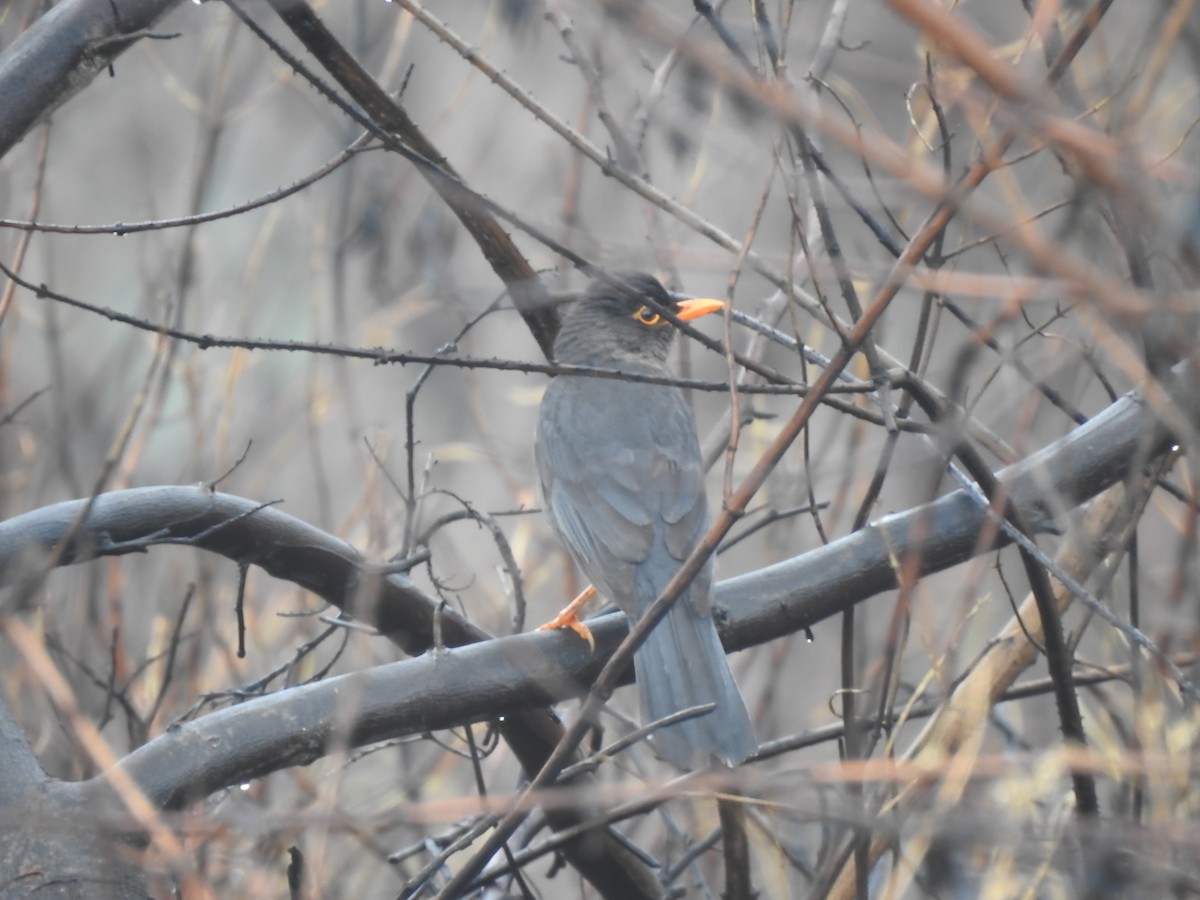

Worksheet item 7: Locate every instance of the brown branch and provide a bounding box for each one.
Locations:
[258,0,558,358]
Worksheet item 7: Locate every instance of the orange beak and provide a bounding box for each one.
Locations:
[674,298,726,321]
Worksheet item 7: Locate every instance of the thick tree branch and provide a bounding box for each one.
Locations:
[0,359,1193,815]
[0,363,1190,661]
[0,0,182,158]
[0,700,45,804]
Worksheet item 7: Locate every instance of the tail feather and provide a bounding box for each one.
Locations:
[632,586,756,768]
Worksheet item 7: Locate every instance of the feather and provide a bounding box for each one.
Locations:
[537,372,755,766]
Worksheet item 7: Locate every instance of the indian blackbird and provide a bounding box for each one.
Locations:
[535,272,756,768]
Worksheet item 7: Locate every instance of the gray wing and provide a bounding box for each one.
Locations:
[535,376,709,612]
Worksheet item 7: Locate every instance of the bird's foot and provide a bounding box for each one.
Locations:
[535,585,597,652]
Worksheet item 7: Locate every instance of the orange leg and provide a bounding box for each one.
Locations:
[535,584,597,651]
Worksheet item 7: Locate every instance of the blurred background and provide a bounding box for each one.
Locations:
[2,0,1199,896]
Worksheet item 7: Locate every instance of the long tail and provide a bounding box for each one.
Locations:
[632,582,756,768]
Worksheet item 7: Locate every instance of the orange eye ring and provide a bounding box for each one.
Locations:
[634,306,662,326]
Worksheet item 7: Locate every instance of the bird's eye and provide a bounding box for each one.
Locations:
[634,306,661,326]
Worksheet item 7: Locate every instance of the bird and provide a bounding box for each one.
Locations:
[534,271,757,768]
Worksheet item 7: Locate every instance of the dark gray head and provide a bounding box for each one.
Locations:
[552,272,724,371]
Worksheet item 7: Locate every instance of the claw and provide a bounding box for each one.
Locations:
[540,612,595,652]
[535,585,597,653]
